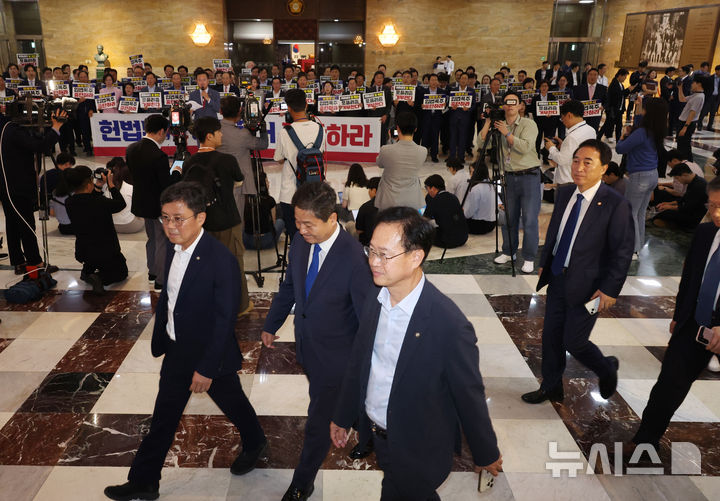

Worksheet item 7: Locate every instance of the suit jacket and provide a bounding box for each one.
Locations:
[21,79,46,95]
[673,223,720,333]
[535,68,550,86]
[333,280,500,498]
[126,137,179,218]
[374,140,427,210]
[216,120,268,196]
[566,70,581,88]
[151,231,244,378]
[189,87,221,118]
[214,84,241,96]
[416,86,448,121]
[537,183,634,304]
[606,80,629,113]
[262,227,376,384]
[572,83,607,107]
[424,191,468,248]
[365,86,393,118]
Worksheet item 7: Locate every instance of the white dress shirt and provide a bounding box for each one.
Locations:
[447,169,470,201]
[548,121,597,185]
[365,274,426,429]
[552,181,601,267]
[598,75,609,87]
[166,229,204,341]
[463,181,497,221]
[307,223,340,272]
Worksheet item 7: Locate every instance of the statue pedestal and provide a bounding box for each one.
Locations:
[96,67,105,80]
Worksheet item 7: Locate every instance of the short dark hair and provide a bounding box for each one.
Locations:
[708,175,720,194]
[160,181,207,215]
[178,65,188,72]
[291,182,337,222]
[587,68,599,75]
[598,63,606,70]
[144,114,169,134]
[639,60,648,68]
[424,174,446,191]
[614,68,629,79]
[194,117,222,143]
[560,99,585,118]
[194,68,208,79]
[701,61,710,68]
[367,176,380,191]
[575,138,612,166]
[330,64,340,71]
[164,64,174,71]
[666,149,686,162]
[396,111,417,135]
[23,64,36,73]
[668,163,692,177]
[64,165,93,192]
[220,95,241,118]
[374,207,435,263]
[56,152,75,166]
[571,63,580,70]
[605,161,621,177]
[284,88,307,112]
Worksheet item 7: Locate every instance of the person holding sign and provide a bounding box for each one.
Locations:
[73,70,96,156]
[479,91,541,274]
[340,78,364,117]
[531,81,559,154]
[366,70,392,145]
[447,72,475,165]
[571,68,607,131]
[99,74,121,113]
[214,71,240,96]
[0,75,17,114]
[417,74,447,163]
[188,69,220,119]
[21,64,45,95]
[316,81,336,116]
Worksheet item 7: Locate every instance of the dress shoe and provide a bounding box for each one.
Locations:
[14,263,26,275]
[349,439,374,460]
[104,481,159,500]
[431,157,439,163]
[148,273,156,283]
[153,281,163,291]
[493,254,516,265]
[80,272,105,294]
[599,356,619,399]
[521,386,564,404]
[43,264,59,274]
[281,483,315,501]
[230,438,267,475]
[707,355,720,373]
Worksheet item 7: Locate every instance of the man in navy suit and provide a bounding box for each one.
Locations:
[447,72,476,165]
[330,207,502,500]
[522,139,634,404]
[188,69,220,119]
[261,181,375,501]
[21,64,46,95]
[104,182,266,501]
[416,73,448,163]
[627,177,720,455]
[571,68,608,132]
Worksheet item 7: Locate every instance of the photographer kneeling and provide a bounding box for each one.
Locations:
[65,166,128,293]
[480,91,541,274]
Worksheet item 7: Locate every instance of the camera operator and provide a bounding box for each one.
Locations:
[479,91,541,274]
[64,165,128,294]
[0,108,65,274]
[216,95,268,222]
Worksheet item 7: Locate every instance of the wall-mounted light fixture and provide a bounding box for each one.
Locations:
[354,34,364,46]
[190,23,212,46]
[378,24,399,47]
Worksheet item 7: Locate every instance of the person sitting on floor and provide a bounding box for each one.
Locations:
[355,176,380,246]
[653,163,708,230]
[423,174,468,248]
[602,161,627,197]
[463,162,497,235]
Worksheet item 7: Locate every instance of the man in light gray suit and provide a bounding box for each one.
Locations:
[216,95,269,221]
[375,112,426,211]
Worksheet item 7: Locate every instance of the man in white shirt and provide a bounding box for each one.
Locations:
[545,99,597,185]
[104,182,266,501]
[597,63,609,87]
[444,55,454,75]
[446,162,470,201]
[274,88,326,239]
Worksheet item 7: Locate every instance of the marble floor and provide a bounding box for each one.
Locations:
[1,128,720,501]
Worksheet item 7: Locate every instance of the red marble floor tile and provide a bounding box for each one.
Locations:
[238,341,262,374]
[81,312,153,341]
[104,291,159,313]
[0,290,61,312]
[53,339,136,373]
[0,338,12,354]
[255,342,304,375]
[47,290,117,313]
[0,412,86,465]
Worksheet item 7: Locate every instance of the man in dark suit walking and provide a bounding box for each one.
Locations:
[126,114,181,289]
[104,182,266,501]
[627,176,720,455]
[522,139,634,404]
[571,68,608,132]
[330,207,502,500]
[261,182,375,501]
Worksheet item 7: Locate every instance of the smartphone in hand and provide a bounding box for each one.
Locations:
[478,470,495,493]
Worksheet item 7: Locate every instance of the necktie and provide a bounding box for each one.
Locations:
[589,85,594,100]
[552,194,584,275]
[305,244,321,299]
[695,246,720,326]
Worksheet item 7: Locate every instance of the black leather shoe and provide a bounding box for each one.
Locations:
[281,484,314,501]
[104,481,159,500]
[349,439,374,460]
[44,264,59,274]
[14,263,26,275]
[230,438,268,475]
[81,272,105,294]
[521,386,564,404]
[148,273,156,283]
[600,356,619,399]
[431,157,439,163]
[153,281,163,291]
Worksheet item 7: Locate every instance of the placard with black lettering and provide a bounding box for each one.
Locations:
[164,90,185,107]
[550,91,570,104]
[17,86,41,97]
[422,94,446,110]
[129,54,144,69]
[582,100,602,117]
[521,90,535,105]
[17,53,39,68]
[139,92,162,109]
[318,95,340,114]
[393,84,416,102]
[95,93,118,111]
[339,94,362,112]
[281,83,297,92]
[535,101,560,117]
[5,78,22,90]
[268,97,285,114]
[72,83,95,99]
[213,59,232,73]
[304,88,315,105]
[449,91,472,108]
[363,91,386,110]
[118,96,139,113]
[50,82,70,97]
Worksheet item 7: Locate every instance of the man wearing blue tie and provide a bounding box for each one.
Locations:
[261,182,375,501]
[522,139,634,404]
[627,176,720,455]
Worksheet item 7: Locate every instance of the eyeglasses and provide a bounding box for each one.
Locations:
[707,202,720,212]
[159,215,195,226]
[363,246,410,264]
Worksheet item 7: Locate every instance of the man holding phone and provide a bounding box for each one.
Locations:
[523,139,634,405]
[627,176,720,456]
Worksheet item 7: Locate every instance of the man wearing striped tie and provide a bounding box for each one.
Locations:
[627,176,720,456]
[522,139,634,405]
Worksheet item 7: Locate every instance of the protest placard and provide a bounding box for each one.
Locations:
[363,91,386,110]
[339,94,362,112]
[129,54,144,68]
[422,94,446,110]
[17,53,39,68]
[72,83,95,99]
[582,100,602,117]
[212,59,232,73]
[535,101,560,117]
[95,93,118,111]
[318,95,340,114]
[118,96,139,113]
[449,91,472,108]
[393,84,416,102]
[139,92,162,109]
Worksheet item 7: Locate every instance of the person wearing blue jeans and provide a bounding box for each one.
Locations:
[479,90,541,273]
[615,97,668,259]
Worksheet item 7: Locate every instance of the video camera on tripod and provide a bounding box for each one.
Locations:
[161,99,192,162]
[243,89,266,134]
[6,94,78,130]
[484,101,505,126]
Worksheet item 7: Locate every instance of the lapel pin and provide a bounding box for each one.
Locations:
[415,332,421,338]
[196,256,200,260]
[597,202,602,206]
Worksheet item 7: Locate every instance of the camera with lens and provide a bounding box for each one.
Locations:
[486,101,505,123]
[162,101,193,137]
[7,95,78,127]
[93,167,108,181]
[243,90,265,133]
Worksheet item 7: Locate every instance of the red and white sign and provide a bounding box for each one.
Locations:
[536,101,560,117]
[582,100,602,117]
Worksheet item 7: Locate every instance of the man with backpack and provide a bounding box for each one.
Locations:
[274,88,326,239]
[182,117,251,316]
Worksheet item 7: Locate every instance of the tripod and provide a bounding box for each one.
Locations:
[245,149,286,287]
[461,125,517,277]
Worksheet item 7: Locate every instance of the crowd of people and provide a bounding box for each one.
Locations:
[2,53,720,501]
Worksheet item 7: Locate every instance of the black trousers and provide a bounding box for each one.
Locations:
[599,109,623,140]
[449,112,470,159]
[81,254,128,285]
[291,382,339,490]
[467,219,495,234]
[59,122,76,153]
[374,430,441,501]
[633,323,713,447]
[440,113,450,154]
[0,191,41,266]
[421,114,442,159]
[541,272,613,391]
[676,122,696,162]
[128,343,265,484]
[653,209,701,231]
[279,202,297,240]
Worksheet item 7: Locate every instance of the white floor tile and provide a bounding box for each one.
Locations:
[617,379,719,422]
[248,374,309,416]
[0,338,75,372]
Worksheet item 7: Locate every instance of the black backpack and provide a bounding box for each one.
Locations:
[184,158,224,210]
[284,124,325,186]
